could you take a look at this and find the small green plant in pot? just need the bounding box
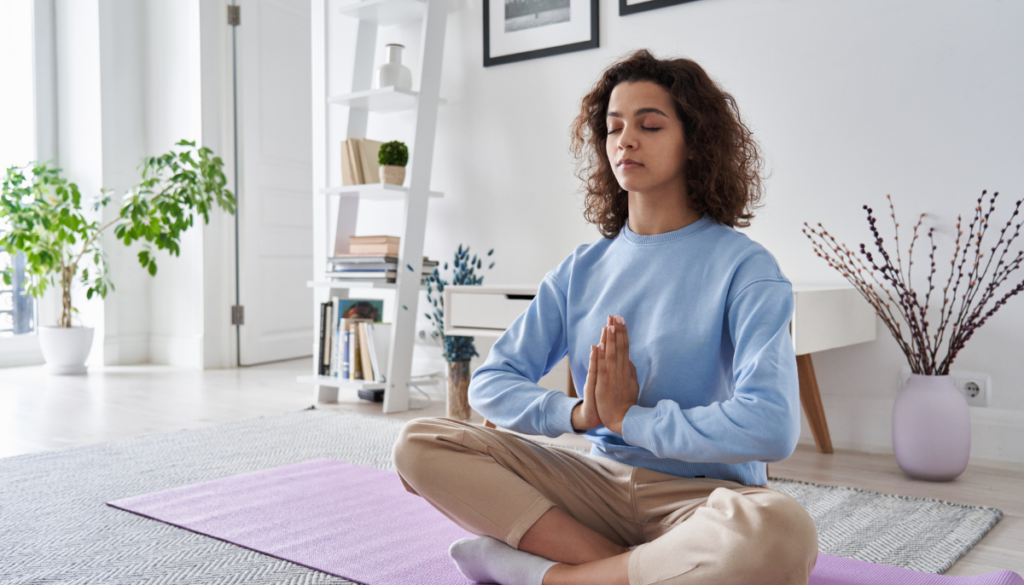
[378,140,408,186]
[0,139,235,374]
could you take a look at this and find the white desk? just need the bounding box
[444,283,876,455]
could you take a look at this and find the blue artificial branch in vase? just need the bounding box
[424,243,496,363]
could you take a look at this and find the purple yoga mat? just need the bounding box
[107,458,1023,585]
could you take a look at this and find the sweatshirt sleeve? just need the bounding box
[467,260,584,438]
[619,278,801,464]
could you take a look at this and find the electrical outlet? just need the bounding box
[952,370,991,407]
[898,366,990,407]
[415,326,442,347]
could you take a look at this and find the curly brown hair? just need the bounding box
[570,49,767,237]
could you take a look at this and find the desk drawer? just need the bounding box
[449,292,535,331]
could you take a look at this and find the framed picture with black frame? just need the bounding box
[619,0,701,17]
[484,0,599,67]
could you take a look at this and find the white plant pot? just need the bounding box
[374,43,412,91]
[379,165,406,185]
[38,326,94,375]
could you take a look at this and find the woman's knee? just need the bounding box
[738,490,819,582]
[391,416,463,480]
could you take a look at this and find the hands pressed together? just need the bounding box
[570,314,640,435]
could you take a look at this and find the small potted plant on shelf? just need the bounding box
[378,140,408,186]
[424,244,496,420]
[0,140,235,375]
[803,190,1023,481]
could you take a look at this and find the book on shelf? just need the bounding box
[350,235,398,245]
[318,302,330,376]
[347,320,360,379]
[350,234,400,255]
[328,255,438,269]
[350,242,400,255]
[366,322,390,382]
[317,297,393,382]
[340,138,384,186]
[358,322,374,382]
[322,273,429,285]
[329,254,401,264]
[327,239,439,281]
[345,139,362,184]
[336,298,384,322]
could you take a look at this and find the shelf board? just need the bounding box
[320,184,443,200]
[297,375,386,390]
[338,0,427,26]
[297,374,442,389]
[443,326,508,338]
[328,86,446,113]
[308,279,428,290]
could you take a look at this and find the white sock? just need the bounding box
[449,536,558,585]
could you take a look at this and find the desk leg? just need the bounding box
[567,362,578,398]
[797,353,833,453]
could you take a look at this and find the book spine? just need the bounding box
[349,235,400,245]
[340,139,354,186]
[351,322,362,379]
[348,323,357,379]
[341,327,350,379]
[361,139,383,185]
[358,322,374,383]
[318,302,328,376]
[365,322,380,382]
[349,244,401,255]
[329,298,339,376]
[350,139,364,184]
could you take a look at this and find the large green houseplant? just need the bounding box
[0,140,235,373]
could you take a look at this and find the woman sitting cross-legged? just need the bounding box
[391,48,819,585]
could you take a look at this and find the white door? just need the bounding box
[235,0,313,365]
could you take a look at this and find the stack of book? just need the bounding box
[318,297,391,382]
[341,138,384,185]
[328,235,438,283]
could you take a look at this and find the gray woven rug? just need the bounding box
[0,409,1002,583]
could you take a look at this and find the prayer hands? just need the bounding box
[570,315,640,435]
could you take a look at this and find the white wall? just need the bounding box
[97,0,150,365]
[327,0,1024,462]
[49,0,227,369]
[54,0,108,364]
[143,0,207,367]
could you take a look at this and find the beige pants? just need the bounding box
[392,417,819,585]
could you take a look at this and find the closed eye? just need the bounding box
[607,127,661,135]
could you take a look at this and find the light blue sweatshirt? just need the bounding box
[467,212,800,487]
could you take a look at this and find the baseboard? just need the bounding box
[103,334,150,365]
[798,393,1024,464]
[0,344,44,368]
[150,334,204,368]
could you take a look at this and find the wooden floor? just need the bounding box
[1,358,1021,577]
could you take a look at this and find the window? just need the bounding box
[0,0,38,338]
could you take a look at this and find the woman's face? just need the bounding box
[605,80,690,196]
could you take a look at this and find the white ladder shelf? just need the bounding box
[307,0,447,413]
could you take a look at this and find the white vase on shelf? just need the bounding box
[374,43,412,91]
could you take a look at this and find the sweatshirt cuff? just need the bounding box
[543,391,585,437]
[620,404,657,447]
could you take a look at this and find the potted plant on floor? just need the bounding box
[803,190,1023,481]
[424,244,495,420]
[0,140,235,374]
[378,140,408,186]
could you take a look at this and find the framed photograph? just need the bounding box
[338,299,384,323]
[619,0,701,17]
[484,0,598,67]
